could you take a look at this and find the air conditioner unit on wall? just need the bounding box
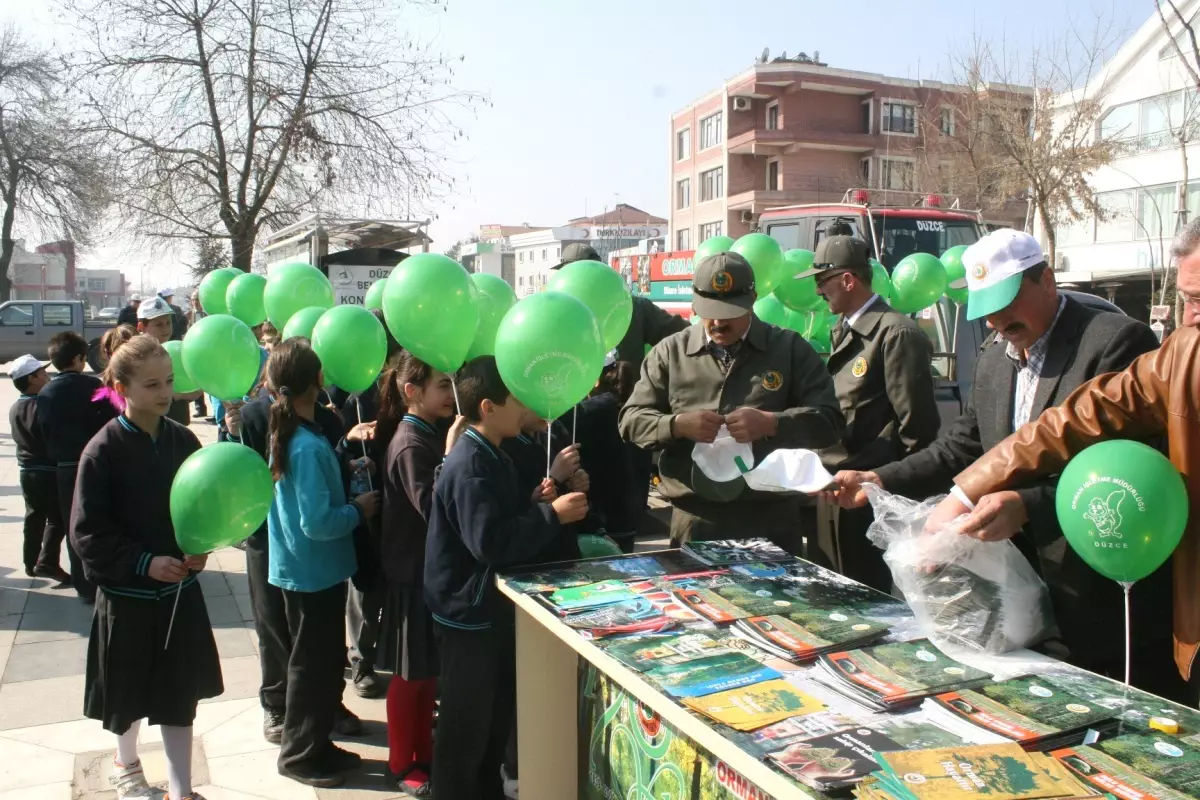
[740,210,754,224]
[732,97,751,112]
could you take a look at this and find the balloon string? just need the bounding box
[357,397,373,492]
[545,421,552,481]
[1121,581,1133,686]
[164,577,185,651]
[572,405,578,445]
[450,373,462,417]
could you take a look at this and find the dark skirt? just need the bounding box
[376,582,438,681]
[85,581,224,734]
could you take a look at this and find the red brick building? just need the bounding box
[669,55,1030,249]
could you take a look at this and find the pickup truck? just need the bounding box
[0,300,118,372]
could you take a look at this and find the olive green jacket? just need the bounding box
[820,296,939,472]
[619,319,844,510]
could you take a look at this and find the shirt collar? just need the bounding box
[463,427,501,459]
[845,294,880,329]
[402,414,437,436]
[1005,295,1067,365]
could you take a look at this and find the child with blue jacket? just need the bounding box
[424,356,588,800]
[265,340,380,789]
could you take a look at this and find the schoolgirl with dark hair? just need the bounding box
[264,338,381,789]
[72,333,221,800]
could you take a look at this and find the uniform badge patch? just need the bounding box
[710,270,733,292]
[761,370,783,391]
[851,357,868,378]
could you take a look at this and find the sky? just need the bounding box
[2,0,1148,290]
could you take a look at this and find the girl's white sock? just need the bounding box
[161,724,194,800]
[115,719,142,767]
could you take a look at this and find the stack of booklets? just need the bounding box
[854,743,1103,800]
[682,679,827,731]
[681,538,793,566]
[536,595,675,638]
[504,550,719,594]
[730,609,889,662]
[812,639,991,711]
[923,676,1120,751]
[596,632,732,671]
[767,717,965,792]
[642,651,782,699]
[1052,733,1200,800]
[546,580,636,611]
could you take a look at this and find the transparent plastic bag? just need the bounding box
[864,485,1056,655]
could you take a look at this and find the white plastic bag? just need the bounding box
[864,484,1056,655]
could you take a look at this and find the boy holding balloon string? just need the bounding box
[70,333,222,800]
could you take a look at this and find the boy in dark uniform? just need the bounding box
[10,354,71,583]
[37,331,119,603]
[425,356,588,800]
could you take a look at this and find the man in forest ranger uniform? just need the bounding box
[619,251,843,554]
[796,235,939,592]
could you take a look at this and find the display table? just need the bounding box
[500,560,824,800]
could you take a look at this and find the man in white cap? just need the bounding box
[827,228,1183,696]
[158,287,188,340]
[117,294,142,327]
[138,296,195,425]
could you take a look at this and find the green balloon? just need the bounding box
[577,534,623,559]
[547,260,633,350]
[198,268,238,316]
[753,294,790,327]
[383,253,478,373]
[225,272,268,327]
[264,263,334,329]
[804,311,835,341]
[695,235,735,260]
[181,314,262,401]
[281,306,327,341]
[1055,440,1188,583]
[941,245,970,304]
[775,250,825,312]
[171,442,274,554]
[494,291,605,420]
[870,259,893,300]
[162,340,197,394]
[466,273,517,360]
[807,326,832,354]
[311,304,386,394]
[364,278,388,311]
[731,233,786,294]
[889,253,948,314]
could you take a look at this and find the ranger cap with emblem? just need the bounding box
[962,228,1046,322]
[692,252,756,319]
[794,235,871,280]
[550,242,601,271]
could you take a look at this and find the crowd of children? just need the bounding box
[11,295,641,799]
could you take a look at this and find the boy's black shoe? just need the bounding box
[278,760,345,788]
[31,564,72,585]
[353,665,386,699]
[323,744,363,772]
[263,709,285,744]
[333,705,364,737]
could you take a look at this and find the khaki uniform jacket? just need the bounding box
[821,297,939,472]
[618,319,844,525]
[954,325,1200,680]
[615,296,690,370]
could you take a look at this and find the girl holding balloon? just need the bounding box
[71,334,223,800]
[374,349,457,797]
[264,339,381,789]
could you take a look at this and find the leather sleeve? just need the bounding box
[955,328,1183,503]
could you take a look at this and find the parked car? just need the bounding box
[95,307,120,322]
[0,300,119,372]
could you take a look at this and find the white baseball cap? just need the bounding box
[10,354,48,380]
[157,287,175,299]
[137,296,175,320]
[963,228,1046,321]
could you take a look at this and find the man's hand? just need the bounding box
[672,410,724,443]
[347,421,376,442]
[820,470,881,509]
[568,468,590,494]
[532,478,557,504]
[183,554,208,573]
[955,491,1027,542]
[724,407,778,443]
[924,493,972,533]
[550,444,581,484]
[224,400,245,439]
[551,492,589,524]
[446,416,469,455]
[149,556,188,583]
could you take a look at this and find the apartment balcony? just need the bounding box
[727,127,877,155]
[727,189,821,213]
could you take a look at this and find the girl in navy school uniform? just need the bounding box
[375,350,459,797]
[71,334,222,800]
[265,339,380,789]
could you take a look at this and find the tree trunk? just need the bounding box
[1039,203,1058,270]
[0,187,17,303]
[230,226,255,272]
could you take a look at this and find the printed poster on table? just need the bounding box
[579,662,771,800]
